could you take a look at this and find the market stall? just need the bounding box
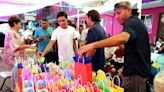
[13,55,124,92]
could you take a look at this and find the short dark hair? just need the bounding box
[86,10,100,22]
[71,24,76,29]
[68,20,72,25]
[54,22,59,27]
[57,12,67,19]
[42,17,48,21]
[132,9,139,17]
[8,16,21,27]
[79,25,83,27]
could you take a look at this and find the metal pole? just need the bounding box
[77,9,80,31]
[137,0,142,19]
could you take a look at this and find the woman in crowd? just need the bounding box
[2,16,36,92]
[156,37,163,50]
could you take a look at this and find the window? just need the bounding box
[100,18,107,33]
[141,14,153,33]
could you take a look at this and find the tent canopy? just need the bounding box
[0,0,59,17]
[0,0,141,17]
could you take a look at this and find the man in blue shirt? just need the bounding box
[34,18,56,64]
[78,1,151,92]
[85,10,107,72]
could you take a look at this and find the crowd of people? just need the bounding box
[1,1,163,92]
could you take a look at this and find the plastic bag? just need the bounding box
[73,54,93,85]
[154,70,164,92]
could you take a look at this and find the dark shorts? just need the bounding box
[44,52,59,65]
[121,75,148,92]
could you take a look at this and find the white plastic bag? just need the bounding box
[154,70,164,92]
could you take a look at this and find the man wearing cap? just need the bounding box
[78,1,151,92]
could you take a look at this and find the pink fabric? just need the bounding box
[2,30,24,71]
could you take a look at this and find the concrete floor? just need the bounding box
[0,58,11,92]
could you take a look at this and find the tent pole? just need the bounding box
[137,0,142,19]
[77,9,80,31]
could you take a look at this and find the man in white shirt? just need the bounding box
[80,28,88,42]
[80,22,89,47]
[41,12,76,63]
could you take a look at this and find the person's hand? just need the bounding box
[46,34,51,38]
[39,36,44,41]
[78,43,94,57]
[37,52,43,58]
[29,46,37,49]
[79,42,85,47]
[159,47,163,51]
